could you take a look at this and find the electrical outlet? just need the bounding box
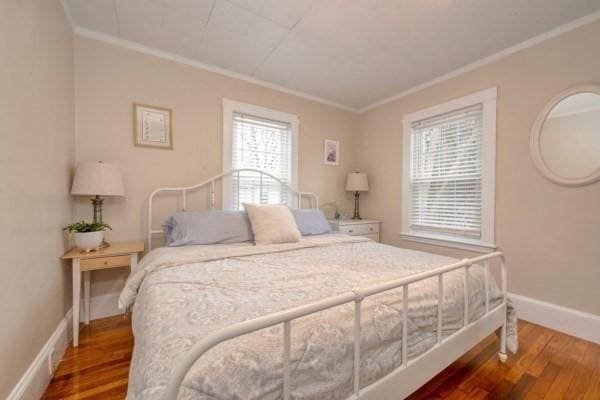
[48,348,56,375]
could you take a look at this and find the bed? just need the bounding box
[119,169,517,400]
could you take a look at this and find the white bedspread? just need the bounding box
[119,235,517,400]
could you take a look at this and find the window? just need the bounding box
[222,99,298,210]
[401,88,497,251]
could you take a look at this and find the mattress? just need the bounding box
[119,234,517,400]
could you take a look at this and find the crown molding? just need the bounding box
[72,27,359,113]
[58,0,356,112]
[61,0,600,115]
[59,0,75,32]
[359,10,600,113]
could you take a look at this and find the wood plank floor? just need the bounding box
[43,317,600,399]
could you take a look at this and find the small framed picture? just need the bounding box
[133,103,173,149]
[324,139,339,165]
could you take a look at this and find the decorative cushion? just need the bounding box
[243,203,301,245]
[291,209,332,236]
[163,211,253,246]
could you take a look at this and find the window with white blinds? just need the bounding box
[223,99,298,210]
[410,105,483,237]
[402,88,497,251]
[231,113,292,209]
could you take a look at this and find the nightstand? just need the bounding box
[62,240,144,347]
[329,219,381,242]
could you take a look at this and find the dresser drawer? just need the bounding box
[338,222,380,236]
[80,255,131,271]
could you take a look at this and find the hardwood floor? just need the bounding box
[43,316,133,400]
[43,317,600,399]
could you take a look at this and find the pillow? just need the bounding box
[291,209,332,236]
[163,211,253,246]
[243,203,301,245]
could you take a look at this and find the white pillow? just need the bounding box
[243,203,301,245]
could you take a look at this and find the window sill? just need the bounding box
[399,232,497,253]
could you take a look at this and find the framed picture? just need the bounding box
[133,103,173,149]
[324,139,339,165]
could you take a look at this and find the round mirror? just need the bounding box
[531,85,600,186]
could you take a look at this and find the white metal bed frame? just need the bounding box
[146,169,507,400]
[148,168,318,250]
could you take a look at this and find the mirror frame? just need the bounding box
[530,84,600,186]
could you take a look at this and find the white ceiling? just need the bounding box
[64,0,600,111]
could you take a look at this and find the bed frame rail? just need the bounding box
[148,169,319,250]
[162,251,506,400]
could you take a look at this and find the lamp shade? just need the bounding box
[346,172,369,192]
[71,161,125,196]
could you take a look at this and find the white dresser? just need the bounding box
[328,219,381,242]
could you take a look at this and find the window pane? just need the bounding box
[231,112,292,210]
[410,104,483,238]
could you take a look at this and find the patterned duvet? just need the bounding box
[119,234,517,400]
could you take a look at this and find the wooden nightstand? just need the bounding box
[62,240,144,346]
[329,219,381,242]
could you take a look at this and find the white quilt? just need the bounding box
[119,234,517,400]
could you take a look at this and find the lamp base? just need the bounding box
[85,196,111,252]
[91,195,104,224]
[352,191,362,220]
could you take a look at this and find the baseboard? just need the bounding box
[7,310,73,400]
[7,292,123,400]
[509,292,600,344]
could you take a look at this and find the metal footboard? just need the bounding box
[162,251,506,400]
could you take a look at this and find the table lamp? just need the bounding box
[346,172,369,220]
[70,161,124,224]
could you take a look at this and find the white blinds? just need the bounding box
[409,104,483,238]
[230,112,292,210]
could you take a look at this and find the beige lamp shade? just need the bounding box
[346,172,369,192]
[71,161,125,196]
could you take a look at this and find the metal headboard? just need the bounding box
[147,168,319,250]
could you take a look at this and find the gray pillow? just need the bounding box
[291,209,332,236]
[163,211,253,246]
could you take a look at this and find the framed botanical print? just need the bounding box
[324,139,340,165]
[133,103,173,149]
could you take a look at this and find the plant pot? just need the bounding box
[74,231,104,251]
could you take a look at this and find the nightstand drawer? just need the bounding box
[80,255,131,271]
[338,223,380,236]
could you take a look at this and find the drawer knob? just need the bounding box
[348,229,353,233]
[103,261,108,265]
[369,227,373,231]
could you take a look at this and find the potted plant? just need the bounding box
[63,221,112,251]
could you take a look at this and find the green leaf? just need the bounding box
[62,220,112,233]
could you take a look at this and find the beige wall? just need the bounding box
[0,1,74,397]
[74,37,357,296]
[356,20,600,315]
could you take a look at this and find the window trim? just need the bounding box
[222,98,299,209]
[400,88,497,252]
